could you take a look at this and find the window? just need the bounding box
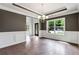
[47,18,65,35]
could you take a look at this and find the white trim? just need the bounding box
[39,30,78,44]
[48,10,79,19]
[0,5,26,16]
[0,31,26,48]
[0,4,38,18]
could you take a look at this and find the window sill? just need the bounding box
[48,32,65,36]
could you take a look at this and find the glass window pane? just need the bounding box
[55,18,65,34]
[48,20,54,33]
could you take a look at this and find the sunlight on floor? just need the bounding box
[55,44,66,54]
[25,35,31,45]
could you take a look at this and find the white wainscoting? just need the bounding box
[39,30,78,44]
[0,31,26,48]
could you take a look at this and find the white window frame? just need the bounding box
[47,17,65,35]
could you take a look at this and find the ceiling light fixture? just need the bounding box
[38,15,48,20]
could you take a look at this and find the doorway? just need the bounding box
[35,23,39,36]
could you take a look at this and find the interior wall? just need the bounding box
[40,13,79,44]
[40,20,46,30]
[0,9,26,48]
[77,14,79,44]
[26,16,39,36]
[0,8,39,48]
[78,13,79,31]
[0,9,26,32]
[65,13,78,31]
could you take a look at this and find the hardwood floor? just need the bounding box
[0,36,79,55]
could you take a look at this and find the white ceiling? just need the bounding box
[17,3,65,15]
[16,3,79,15]
[0,3,79,18]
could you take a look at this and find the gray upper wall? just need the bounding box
[78,13,79,31]
[0,9,26,32]
[65,13,78,31]
[40,13,79,31]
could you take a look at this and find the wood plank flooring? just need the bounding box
[0,36,79,55]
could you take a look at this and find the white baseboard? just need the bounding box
[0,40,26,49]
